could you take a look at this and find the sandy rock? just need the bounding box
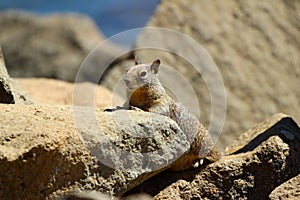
[99,0,300,150]
[269,174,300,200]
[224,113,297,154]
[0,10,123,82]
[130,113,300,199]
[0,104,190,199]
[0,47,33,104]
[16,78,124,108]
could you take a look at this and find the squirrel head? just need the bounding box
[124,58,161,91]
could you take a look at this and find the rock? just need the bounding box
[0,47,33,104]
[224,113,299,154]
[0,10,123,82]
[119,0,300,150]
[128,114,300,199]
[16,78,124,108]
[0,104,190,199]
[269,174,300,200]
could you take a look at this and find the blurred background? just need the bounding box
[0,0,299,150]
[0,0,159,42]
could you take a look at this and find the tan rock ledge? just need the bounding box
[0,104,190,199]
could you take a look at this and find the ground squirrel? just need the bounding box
[123,57,220,171]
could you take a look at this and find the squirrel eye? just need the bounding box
[140,71,147,77]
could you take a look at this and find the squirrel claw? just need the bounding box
[129,106,144,111]
[104,106,127,112]
[192,158,204,168]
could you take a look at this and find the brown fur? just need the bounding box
[129,85,161,111]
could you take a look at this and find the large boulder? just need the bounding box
[0,105,191,199]
[102,0,300,149]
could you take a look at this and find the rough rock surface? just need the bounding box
[0,10,116,81]
[269,174,300,200]
[224,113,298,154]
[127,114,300,199]
[16,78,124,108]
[0,105,191,199]
[102,0,300,150]
[0,47,33,104]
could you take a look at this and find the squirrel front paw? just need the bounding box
[103,106,127,112]
[129,106,144,111]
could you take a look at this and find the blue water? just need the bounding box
[0,0,160,46]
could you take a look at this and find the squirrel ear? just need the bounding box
[135,55,141,65]
[151,59,160,74]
